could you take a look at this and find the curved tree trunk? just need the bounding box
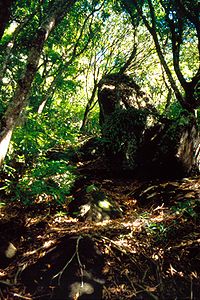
[80,82,98,131]
[0,0,77,167]
[121,0,200,112]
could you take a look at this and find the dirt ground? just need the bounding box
[0,153,200,300]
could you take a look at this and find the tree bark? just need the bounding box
[37,9,94,115]
[0,9,38,82]
[80,82,98,131]
[122,0,199,112]
[0,0,77,167]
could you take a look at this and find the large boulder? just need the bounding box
[138,120,200,178]
[98,73,151,125]
[69,184,122,222]
[98,73,200,178]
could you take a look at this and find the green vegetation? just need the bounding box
[0,0,199,205]
[0,2,199,299]
[171,198,199,220]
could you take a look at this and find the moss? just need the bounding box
[102,107,148,169]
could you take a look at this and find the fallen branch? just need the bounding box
[0,280,14,286]
[52,235,83,286]
[10,293,32,300]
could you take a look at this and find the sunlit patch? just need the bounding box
[5,242,17,258]
[0,129,13,166]
[23,239,55,256]
[45,19,56,40]
[152,248,164,260]
[98,200,111,210]
[101,84,115,90]
[0,270,7,276]
[69,281,94,298]
[79,203,91,216]
[167,264,184,277]
[191,271,198,279]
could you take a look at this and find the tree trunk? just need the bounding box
[122,0,200,112]
[0,0,77,167]
[80,83,98,131]
[0,11,38,82]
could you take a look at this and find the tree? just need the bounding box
[121,0,200,112]
[80,5,143,130]
[0,0,199,175]
[96,0,200,177]
[0,0,77,167]
[35,1,103,115]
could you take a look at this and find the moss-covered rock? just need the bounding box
[69,185,122,222]
[98,73,200,178]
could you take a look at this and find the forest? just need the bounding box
[0,0,199,299]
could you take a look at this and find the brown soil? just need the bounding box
[0,154,200,299]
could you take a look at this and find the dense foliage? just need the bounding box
[0,0,199,204]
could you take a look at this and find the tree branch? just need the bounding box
[129,0,186,108]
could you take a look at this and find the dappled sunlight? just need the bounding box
[0,0,199,298]
[0,129,13,166]
[0,171,200,299]
[23,240,56,257]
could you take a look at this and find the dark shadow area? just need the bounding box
[21,235,105,300]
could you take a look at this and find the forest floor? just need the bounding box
[0,140,200,300]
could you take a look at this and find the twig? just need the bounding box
[52,236,83,286]
[100,236,128,255]
[32,293,52,299]
[76,237,84,287]
[14,263,28,284]
[0,280,14,286]
[190,275,193,300]
[156,258,164,300]
[11,293,32,300]
[95,235,142,272]
[134,282,159,300]
[142,268,149,282]
[10,293,52,300]
[124,273,137,295]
